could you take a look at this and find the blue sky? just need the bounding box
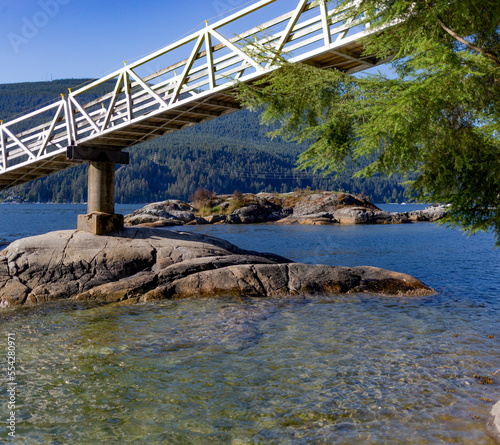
[0,0,391,85]
[0,0,273,84]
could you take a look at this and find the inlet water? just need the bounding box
[0,204,498,444]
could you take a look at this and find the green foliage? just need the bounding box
[228,190,247,213]
[236,0,500,244]
[190,187,218,210]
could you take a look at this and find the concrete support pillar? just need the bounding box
[67,145,129,235]
[77,161,124,235]
[88,161,115,214]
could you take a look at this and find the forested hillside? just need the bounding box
[0,79,409,204]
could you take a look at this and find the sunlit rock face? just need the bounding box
[0,228,434,308]
[124,192,447,227]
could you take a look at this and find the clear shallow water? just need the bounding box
[0,204,499,444]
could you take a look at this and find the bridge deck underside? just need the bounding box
[0,156,81,190]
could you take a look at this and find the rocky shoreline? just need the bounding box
[124,191,447,228]
[0,227,434,308]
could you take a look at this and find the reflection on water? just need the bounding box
[0,204,498,443]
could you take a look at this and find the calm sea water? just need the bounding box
[0,204,499,444]
[0,204,143,248]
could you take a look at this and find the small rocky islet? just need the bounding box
[124,190,447,227]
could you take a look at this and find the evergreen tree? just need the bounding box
[236,0,500,243]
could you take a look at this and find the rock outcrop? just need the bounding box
[125,191,447,228]
[487,400,500,444]
[0,228,434,308]
[406,206,448,222]
[278,208,410,225]
[276,193,409,225]
[292,192,378,216]
[125,200,197,226]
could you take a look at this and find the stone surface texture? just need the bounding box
[407,206,448,222]
[0,228,434,308]
[126,200,196,226]
[487,400,500,444]
[292,193,378,216]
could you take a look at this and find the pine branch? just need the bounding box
[422,0,500,67]
[436,17,500,67]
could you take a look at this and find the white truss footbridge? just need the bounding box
[0,0,391,191]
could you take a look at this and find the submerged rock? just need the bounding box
[0,228,433,308]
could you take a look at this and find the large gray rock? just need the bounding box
[407,206,448,222]
[233,203,282,223]
[293,193,379,216]
[279,208,410,225]
[125,200,195,226]
[279,193,411,225]
[487,400,500,444]
[332,207,410,224]
[0,228,433,308]
[277,212,336,225]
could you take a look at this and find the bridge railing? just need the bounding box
[1,0,377,178]
[0,97,70,172]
